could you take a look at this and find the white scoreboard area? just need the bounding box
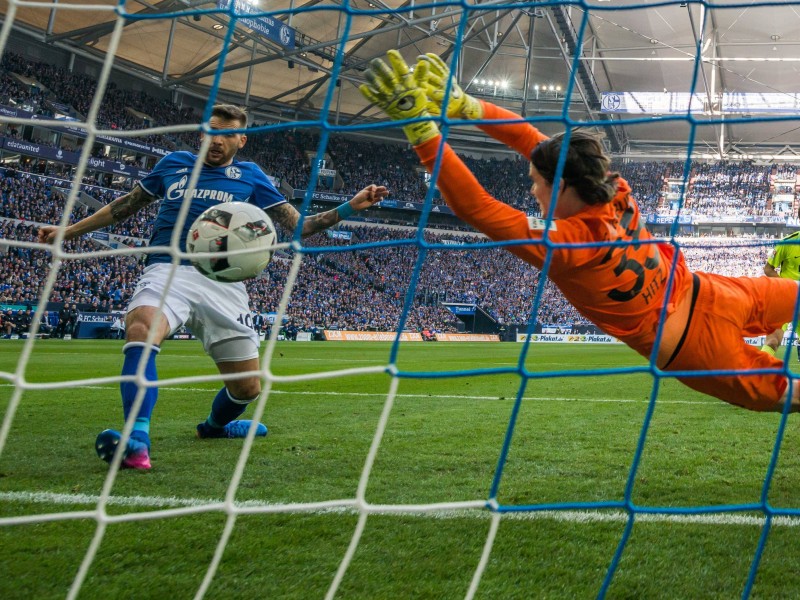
[601,92,800,115]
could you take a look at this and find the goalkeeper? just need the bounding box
[360,50,800,412]
[761,230,800,360]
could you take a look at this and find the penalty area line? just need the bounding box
[0,490,795,528]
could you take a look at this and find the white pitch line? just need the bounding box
[0,490,797,528]
[0,383,717,405]
[0,353,385,362]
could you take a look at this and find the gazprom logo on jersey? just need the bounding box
[166,175,189,199]
[166,175,234,202]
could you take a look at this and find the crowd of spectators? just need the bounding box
[680,238,770,278]
[687,162,773,216]
[237,133,800,220]
[0,153,793,336]
[4,53,800,222]
[613,160,686,214]
[0,199,776,337]
[0,69,41,111]
[2,55,800,337]
[0,167,156,238]
[1,220,139,310]
[1,52,198,151]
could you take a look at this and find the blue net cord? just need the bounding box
[2,0,798,597]
[313,3,800,599]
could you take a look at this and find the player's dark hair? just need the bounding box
[530,130,620,205]
[212,104,248,127]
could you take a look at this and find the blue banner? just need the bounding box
[0,135,150,179]
[645,213,790,226]
[217,0,295,49]
[46,100,73,116]
[297,190,350,202]
[294,190,454,216]
[84,155,151,179]
[443,303,476,316]
[326,229,352,240]
[2,136,80,163]
[75,311,115,339]
[0,104,171,157]
[645,214,693,225]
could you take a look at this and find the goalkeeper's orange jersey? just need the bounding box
[414,102,694,360]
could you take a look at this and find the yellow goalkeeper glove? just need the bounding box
[359,50,440,146]
[416,53,483,120]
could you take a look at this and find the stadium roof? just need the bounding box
[4,0,800,159]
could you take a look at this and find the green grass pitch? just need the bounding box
[2,339,800,599]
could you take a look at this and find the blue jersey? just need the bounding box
[139,151,286,265]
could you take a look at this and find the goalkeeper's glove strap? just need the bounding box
[403,120,440,146]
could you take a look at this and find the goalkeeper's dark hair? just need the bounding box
[212,104,248,127]
[530,130,620,205]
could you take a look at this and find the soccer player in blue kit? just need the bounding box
[38,104,388,470]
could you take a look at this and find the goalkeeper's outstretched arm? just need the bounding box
[475,101,549,160]
[414,138,534,249]
[37,184,157,244]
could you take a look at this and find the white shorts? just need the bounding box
[128,264,259,362]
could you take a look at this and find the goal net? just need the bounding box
[1,1,800,599]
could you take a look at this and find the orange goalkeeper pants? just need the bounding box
[664,272,800,411]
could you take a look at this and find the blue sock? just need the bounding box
[120,342,160,449]
[205,387,251,429]
[132,418,150,448]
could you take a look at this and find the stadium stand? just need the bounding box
[0,54,796,338]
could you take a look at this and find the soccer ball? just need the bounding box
[186,202,276,282]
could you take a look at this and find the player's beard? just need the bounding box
[205,147,230,167]
[204,149,228,167]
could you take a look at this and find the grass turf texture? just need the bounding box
[1,340,800,599]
